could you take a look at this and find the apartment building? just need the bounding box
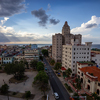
[52,33,62,62]
[62,39,92,76]
[52,21,82,62]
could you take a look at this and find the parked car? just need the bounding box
[54,92,59,99]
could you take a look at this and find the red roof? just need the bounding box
[61,67,66,70]
[80,66,100,81]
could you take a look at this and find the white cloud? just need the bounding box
[71,16,100,34]
[0,17,53,43]
[82,34,100,44]
[0,17,9,25]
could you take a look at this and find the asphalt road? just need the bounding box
[43,58,70,100]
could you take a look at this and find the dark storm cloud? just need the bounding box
[31,8,60,27]
[86,23,97,28]
[31,8,49,27]
[0,0,26,17]
[49,18,60,25]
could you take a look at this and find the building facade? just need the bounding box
[62,40,92,76]
[78,66,100,96]
[24,49,39,64]
[52,21,82,62]
[91,51,100,68]
[52,33,62,62]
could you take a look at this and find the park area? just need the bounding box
[0,71,47,100]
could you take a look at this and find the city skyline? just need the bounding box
[0,0,100,44]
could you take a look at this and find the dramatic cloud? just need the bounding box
[0,17,52,43]
[0,0,26,17]
[31,8,49,27]
[31,7,60,27]
[71,16,100,34]
[0,33,10,42]
[50,18,60,25]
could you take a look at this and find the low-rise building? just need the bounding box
[91,51,100,68]
[0,56,2,65]
[2,55,14,64]
[24,49,39,64]
[78,66,100,96]
[14,55,25,63]
[77,61,96,78]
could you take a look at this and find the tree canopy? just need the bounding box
[36,61,44,71]
[50,59,55,66]
[33,71,49,95]
[30,60,38,69]
[54,62,61,72]
[42,49,48,57]
[4,63,25,80]
[65,68,72,77]
[0,84,9,94]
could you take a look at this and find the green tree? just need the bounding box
[50,59,55,66]
[39,55,43,61]
[65,68,72,77]
[0,84,9,94]
[30,60,38,69]
[37,65,44,71]
[25,91,31,98]
[4,63,25,80]
[33,71,49,96]
[42,49,48,57]
[75,78,81,90]
[54,62,61,72]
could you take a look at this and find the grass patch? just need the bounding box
[64,83,73,93]
[9,75,28,83]
[81,93,93,100]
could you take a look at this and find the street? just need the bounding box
[43,58,70,100]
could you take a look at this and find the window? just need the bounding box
[98,83,100,86]
[73,65,75,67]
[87,52,89,54]
[73,57,75,59]
[88,79,90,83]
[74,48,75,50]
[81,73,83,76]
[73,61,75,63]
[74,52,75,55]
[87,56,89,58]
[88,48,89,50]
[95,59,97,61]
[78,71,80,74]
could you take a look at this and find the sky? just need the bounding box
[0,0,100,44]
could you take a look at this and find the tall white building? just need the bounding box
[62,39,92,76]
